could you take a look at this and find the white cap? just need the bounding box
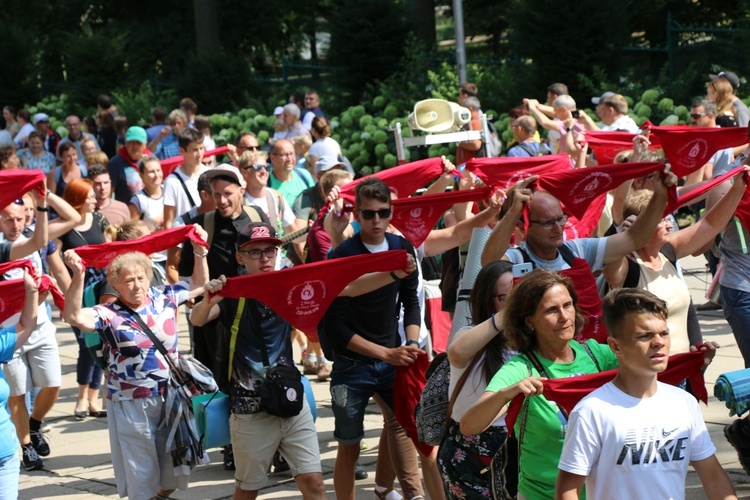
[273,106,284,116]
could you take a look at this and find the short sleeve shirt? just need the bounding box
[269,169,314,208]
[163,165,209,216]
[505,239,608,272]
[92,282,191,401]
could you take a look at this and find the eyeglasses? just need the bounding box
[529,214,568,230]
[239,145,260,152]
[239,247,278,260]
[690,113,707,120]
[357,208,392,220]
[243,164,269,172]
[272,152,295,158]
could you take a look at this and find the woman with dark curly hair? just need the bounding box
[462,269,618,500]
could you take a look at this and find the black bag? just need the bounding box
[258,365,304,418]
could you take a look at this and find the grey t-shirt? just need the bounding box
[504,238,608,272]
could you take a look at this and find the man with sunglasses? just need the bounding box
[228,132,261,166]
[322,177,425,500]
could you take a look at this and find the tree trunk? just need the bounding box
[193,0,221,56]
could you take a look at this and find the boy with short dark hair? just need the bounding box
[555,288,736,500]
[163,128,207,228]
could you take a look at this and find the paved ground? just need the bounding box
[15,254,750,499]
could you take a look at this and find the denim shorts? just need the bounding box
[329,356,396,444]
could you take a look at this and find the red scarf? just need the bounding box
[563,197,608,239]
[217,250,409,334]
[504,349,707,436]
[734,190,750,230]
[160,145,230,178]
[0,170,46,210]
[75,225,208,269]
[393,353,434,455]
[338,158,445,205]
[0,259,35,277]
[466,154,571,190]
[0,275,64,325]
[390,187,494,247]
[585,131,662,165]
[536,162,677,220]
[117,146,153,169]
[650,126,748,177]
[677,165,745,208]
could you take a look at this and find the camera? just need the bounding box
[571,110,580,119]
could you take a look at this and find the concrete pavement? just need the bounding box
[16,254,750,498]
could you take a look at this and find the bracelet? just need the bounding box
[405,340,419,347]
[490,313,501,332]
[35,206,49,212]
[390,271,402,281]
[194,251,208,258]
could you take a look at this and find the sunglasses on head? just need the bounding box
[357,208,392,220]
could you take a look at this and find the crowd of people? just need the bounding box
[0,72,748,500]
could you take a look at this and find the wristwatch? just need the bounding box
[405,340,419,347]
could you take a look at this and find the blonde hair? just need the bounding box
[104,219,150,242]
[623,189,653,219]
[238,150,269,170]
[709,78,736,117]
[107,252,153,287]
[85,151,109,166]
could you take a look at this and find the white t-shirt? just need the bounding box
[600,115,640,133]
[308,137,341,159]
[245,190,295,229]
[163,165,208,219]
[558,381,716,500]
[13,123,35,147]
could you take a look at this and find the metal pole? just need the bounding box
[453,0,468,84]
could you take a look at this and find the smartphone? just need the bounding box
[512,263,533,278]
[571,110,580,119]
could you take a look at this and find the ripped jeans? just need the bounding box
[329,355,396,444]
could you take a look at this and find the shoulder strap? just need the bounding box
[243,205,266,223]
[558,244,576,267]
[264,190,280,231]
[659,242,677,267]
[525,351,568,420]
[517,247,534,267]
[228,298,245,381]
[446,354,482,423]
[204,212,216,246]
[622,256,641,289]
[171,170,197,208]
[516,143,537,157]
[294,167,314,188]
[580,342,602,372]
[385,232,403,250]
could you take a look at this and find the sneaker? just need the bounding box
[30,429,50,457]
[303,359,318,375]
[22,444,43,471]
[725,419,750,474]
[317,362,332,382]
[223,444,235,471]
[355,462,368,480]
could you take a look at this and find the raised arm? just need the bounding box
[189,224,209,295]
[47,191,84,240]
[448,312,503,368]
[62,250,96,331]
[339,253,416,297]
[671,166,749,258]
[480,177,536,266]
[423,157,456,196]
[10,187,48,261]
[525,99,559,132]
[602,166,677,264]
[14,269,40,350]
[190,276,226,327]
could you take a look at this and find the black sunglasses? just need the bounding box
[358,208,392,220]
[239,145,260,152]
[242,164,269,172]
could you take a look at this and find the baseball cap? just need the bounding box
[273,106,284,116]
[237,222,282,249]
[33,113,50,125]
[591,92,615,105]
[203,163,246,188]
[125,126,147,144]
[710,71,740,90]
[315,155,345,174]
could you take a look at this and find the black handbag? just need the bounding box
[254,323,304,418]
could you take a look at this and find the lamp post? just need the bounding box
[453,0,468,84]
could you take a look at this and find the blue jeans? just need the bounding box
[0,454,19,499]
[73,327,103,389]
[329,356,395,444]
[722,285,750,368]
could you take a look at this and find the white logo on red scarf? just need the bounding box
[506,172,532,190]
[676,138,709,170]
[571,172,613,205]
[0,297,5,314]
[288,280,327,317]
[396,206,434,241]
[105,251,118,262]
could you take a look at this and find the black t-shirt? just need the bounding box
[0,241,11,264]
[218,297,293,388]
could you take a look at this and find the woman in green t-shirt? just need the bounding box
[462,269,618,500]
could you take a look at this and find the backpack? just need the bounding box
[414,351,481,446]
[203,206,266,246]
[475,121,502,158]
